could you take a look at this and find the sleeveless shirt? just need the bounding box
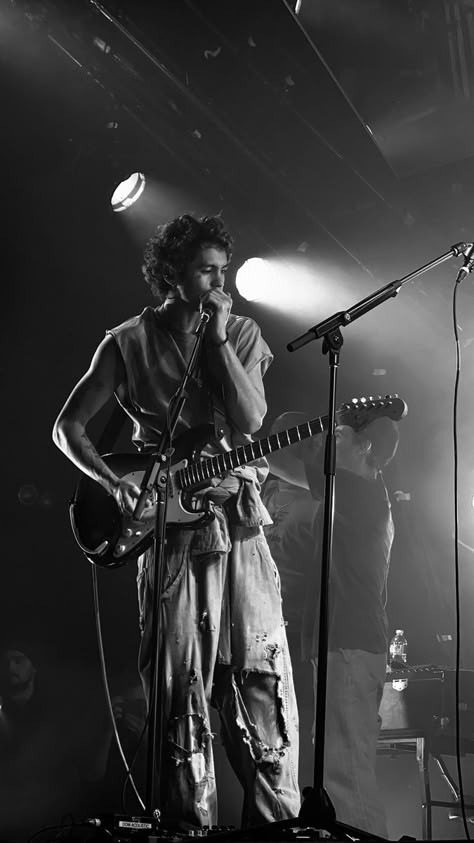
[107,306,273,454]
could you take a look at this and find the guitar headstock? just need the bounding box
[338,394,407,431]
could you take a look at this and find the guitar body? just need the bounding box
[70,425,217,569]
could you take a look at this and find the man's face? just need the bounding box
[335,425,361,470]
[176,246,229,308]
[0,650,35,692]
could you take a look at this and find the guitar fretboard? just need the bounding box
[176,415,328,490]
[175,394,405,492]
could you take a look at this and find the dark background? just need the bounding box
[4,0,474,838]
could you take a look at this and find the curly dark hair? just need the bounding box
[142,213,233,302]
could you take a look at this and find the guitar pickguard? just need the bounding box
[111,460,215,563]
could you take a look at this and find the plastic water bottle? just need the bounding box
[389,629,408,691]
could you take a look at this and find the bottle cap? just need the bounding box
[395,629,404,634]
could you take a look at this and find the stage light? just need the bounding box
[111,172,146,213]
[235,258,273,302]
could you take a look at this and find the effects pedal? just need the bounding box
[85,813,159,839]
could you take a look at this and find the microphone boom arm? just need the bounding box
[288,241,472,352]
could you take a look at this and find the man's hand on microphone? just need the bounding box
[200,290,232,344]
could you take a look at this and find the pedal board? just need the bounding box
[84,816,376,842]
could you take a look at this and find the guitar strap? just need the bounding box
[201,347,227,444]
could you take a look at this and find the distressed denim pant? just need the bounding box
[312,649,388,838]
[137,515,300,829]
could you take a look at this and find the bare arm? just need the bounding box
[52,335,140,514]
[266,451,309,489]
[202,290,267,433]
[207,339,267,434]
[267,435,324,493]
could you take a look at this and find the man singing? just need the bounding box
[52,214,299,830]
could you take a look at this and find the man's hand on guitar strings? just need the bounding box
[109,477,153,517]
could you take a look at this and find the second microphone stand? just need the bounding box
[282,240,474,839]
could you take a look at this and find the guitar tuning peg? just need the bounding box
[360,396,367,403]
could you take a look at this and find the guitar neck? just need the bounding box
[177,414,328,491]
[175,394,406,491]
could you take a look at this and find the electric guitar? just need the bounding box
[70,394,407,569]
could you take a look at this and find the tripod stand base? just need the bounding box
[299,785,336,828]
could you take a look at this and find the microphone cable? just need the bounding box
[91,564,147,813]
[451,276,470,840]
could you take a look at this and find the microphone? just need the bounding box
[199,305,214,324]
[452,241,473,256]
[194,305,214,334]
[459,244,474,278]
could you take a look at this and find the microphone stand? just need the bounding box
[132,309,211,819]
[285,241,473,838]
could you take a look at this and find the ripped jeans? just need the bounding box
[136,511,300,830]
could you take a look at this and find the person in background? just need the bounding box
[0,647,37,719]
[0,642,97,840]
[267,413,400,838]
